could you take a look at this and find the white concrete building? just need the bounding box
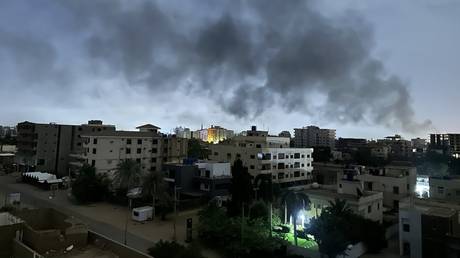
[304,184,383,223]
[80,124,188,176]
[352,164,417,210]
[399,197,460,258]
[209,127,313,188]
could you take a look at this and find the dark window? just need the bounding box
[206,170,210,178]
[368,205,372,213]
[407,184,410,190]
[301,154,305,158]
[126,148,131,154]
[151,158,157,162]
[152,139,158,144]
[256,144,261,148]
[403,242,410,256]
[278,163,285,169]
[136,158,141,163]
[91,160,96,166]
[137,148,141,154]
[37,159,45,165]
[367,182,373,191]
[393,200,399,209]
[250,165,255,169]
[214,152,218,156]
[127,139,132,144]
[278,173,284,179]
[294,171,300,177]
[93,138,97,144]
[138,139,142,144]
[92,148,96,154]
[250,155,255,159]
[294,153,300,159]
[278,153,285,159]
[152,148,158,153]
[403,224,410,232]
[294,162,300,168]
[393,186,399,194]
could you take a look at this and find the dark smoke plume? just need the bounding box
[2,0,432,132]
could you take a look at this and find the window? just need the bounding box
[137,148,141,154]
[126,148,131,154]
[136,158,141,163]
[339,184,342,188]
[294,171,300,177]
[407,184,410,191]
[377,203,380,210]
[127,139,132,144]
[368,205,372,213]
[137,139,142,144]
[438,186,445,194]
[278,173,284,179]
[152,139,158,144]
[301,154,305,158]
[294,162,300,168]
[151,157,157,163]
[393,186,399,194]
[393,200,399,209]
[250,165,255,169]
[301,173,305,177]
[278,153,285,159]
[366,182,373,191]
[301,163,305,167]
[278,163,285,169]
[214,152,218,156]
[250,155,255,159]
[93,138,97,144]
[37,159,45,165]
[290,155,294,159]
[256,144,261,148]
[403,223,410,232]
[91,160,96,166]
[92,148,97,154]
[294,153,300,159]
[152,148,158,153]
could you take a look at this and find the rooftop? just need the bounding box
[400,197,460,217]
[0,212,22,226]
[304,187,379,203]
[136,124,161,129]
[81,130,162,137]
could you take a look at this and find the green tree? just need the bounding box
[187,138,209,159]
[228,159,253,217]
[72,165,109,203]
[142,170,167,219]
[281,190,310,246]
[113,159,141,191]
[249,201,269,221]
[148,240,204,258]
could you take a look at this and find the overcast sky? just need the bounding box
[0,0,458,139]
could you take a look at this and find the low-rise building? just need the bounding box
[312,162,344,185]
[80,124,188,176]
[399,198,460,258]
[429,176,460,202]
[357,163,417,210]
[209,126,314,188]
[163,161,231,198]
[304,184,383,223]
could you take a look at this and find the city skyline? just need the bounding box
[1,0,459,138]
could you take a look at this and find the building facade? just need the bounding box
[430,133,460,156]
[81,124,188,176]
[429,176,460,202]
[399,198,460,258]
[192,125,234,144]
[16,120,115,176]
[209,127,314,188]
[294,125,336,149]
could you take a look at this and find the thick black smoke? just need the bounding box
[3,0,432,132]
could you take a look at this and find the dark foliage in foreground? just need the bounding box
[71,165,110,203]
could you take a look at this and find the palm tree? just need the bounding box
[142,170,166,219]
[281,190,311,246]
[325,198,352,217]
[113,159,142,191]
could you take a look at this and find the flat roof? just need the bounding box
[0,153,15,157]
[0,212,22,226]
[304,187,378,203]
[81,131,161,137]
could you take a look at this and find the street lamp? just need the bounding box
[124,187,142,246]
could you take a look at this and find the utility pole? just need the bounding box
[241,202,244,244]
[173,186,181,241]
[124,198,132,245]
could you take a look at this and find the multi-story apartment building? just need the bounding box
[81,124,188,176]
[399,197,460,258]
[430,133,460,156]
[192,125,234,144]
[0,126,17,138]
[336,137,368,152]
[377,135,413,159]
[174,127,192,139]
[294,125,336,149]
[209,127,313,188]
[16,120,115,176]
[429,176,460,202]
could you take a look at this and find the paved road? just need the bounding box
[0,174,156,253]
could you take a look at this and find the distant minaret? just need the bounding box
[201,123,203,130]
